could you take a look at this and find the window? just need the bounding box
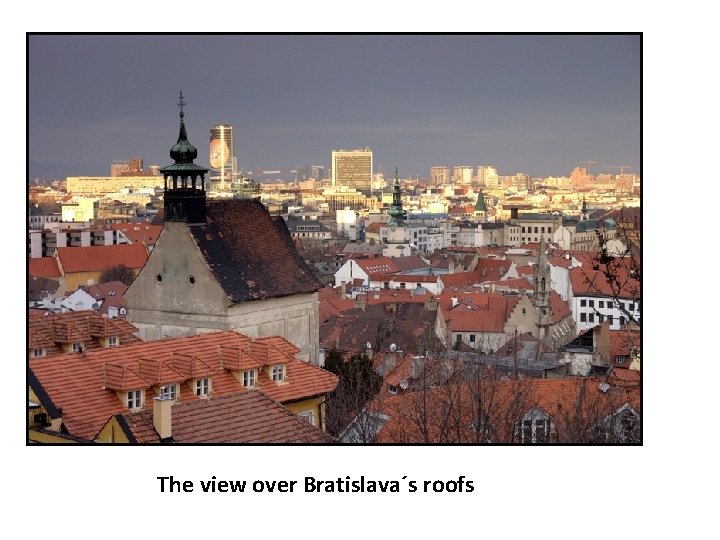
[588,300,594,308]
[521,227,526,233]
[159,384,177,400]
[298,410,315,425]
[588,313,594,323]
[108,336,119,347]
[580,313,587,322]
[599,314,605,323]
[607,315,614,325]
[271,365,285,382]
[71,342,84,353]
[388,385,398,395]
[127,390,142,409]
[615,355,627,364]
[195,378,209,396]
[520,416,550,443]
[541,227,545,233]
[599,301,604,308]
[580,299,586,307]
[32,348,46,358]
[242,369,257,388]
[400,282,406,289]
[383,282,390,288]
[628,302,635,312]
[469,334,476,342]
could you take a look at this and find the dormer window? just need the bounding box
[32,348,46,358]
[159,384,177,401]
[195,378,210,396]
[271,365,285,382]
[127,389,143,410]
[243,369,257,388]
[72,342,85,353]
[108,336,119,347]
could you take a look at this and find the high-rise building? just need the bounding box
[478,165,499,188]
[331,148,372,192]
[430,166,449,185]
[453,165,474,184]
[110,155,144,177]
[209,124,237,189]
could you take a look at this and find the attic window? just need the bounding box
[271,365,285,382]
[159,384,177,401]
[32,348,46,358]
[127,389,143,410]
[108,336,119,347]
[615,355,627,364]
[72,342,84,353]
[243,369,257,388]
[195,378,210,396]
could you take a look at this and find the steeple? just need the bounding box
[473,188,487,222]
[580,197,589,221]
[387,167,406,227]
[160,92,210,224]
[533,236,552,338]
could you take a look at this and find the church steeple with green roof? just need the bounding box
[387,167,406,227]
[473,188,487,221]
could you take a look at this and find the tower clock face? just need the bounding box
[209,139,230,169]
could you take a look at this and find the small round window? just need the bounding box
[189,275,196,285]
[156,274,163,283]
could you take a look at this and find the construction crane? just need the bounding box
[600,165,632,175]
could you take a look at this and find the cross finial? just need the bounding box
[178,91,186,118]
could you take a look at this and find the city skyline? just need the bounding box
[29,34,640,181]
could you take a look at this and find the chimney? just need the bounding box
[451,297,459,308]
[383,351,397,376]
[153,396,173,442]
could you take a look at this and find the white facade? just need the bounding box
[336,207,358,240]
[334,259,370,288]
[569,294,640,334]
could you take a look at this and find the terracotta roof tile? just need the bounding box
[29,257,62,278]
[29,330,337,440]
[119,392,333,443]
[56,244,148,273]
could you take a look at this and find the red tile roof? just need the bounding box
[118,392,333,443]
[29,330,337,440]
[56,244,149,273]
[569,266,640,299]
[446,310,505,332]
[29,257,62,278]
[28,311,141,356]
[108,223,163,245]
[370,375,640,443]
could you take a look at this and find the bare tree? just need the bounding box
[99,264,136,286]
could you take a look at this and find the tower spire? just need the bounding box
[387,167,406,227]
[160,93,210,224]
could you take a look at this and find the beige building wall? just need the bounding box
[126,222,320,364]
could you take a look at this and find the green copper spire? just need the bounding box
[474,188,487,213]
[387,167,406,227]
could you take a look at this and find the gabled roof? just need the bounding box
[392,256,430,273]
[108,223,163,245]
[56,244,148,273]
[116,392,333,443]
[446,310,505,333]
[28,311,141,356]
[29,330,337,440]
[29,257,62,278]
[188,199,322,303]
[351,256,401,276]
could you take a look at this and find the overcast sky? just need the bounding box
[29,34,640,181]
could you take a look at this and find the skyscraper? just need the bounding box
[209,124,237,190]
[331,148,372,192]
[430,166,449,185]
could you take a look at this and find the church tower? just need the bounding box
[160,92,209,224]
[532,237,552,339]
[472,188,487,222]
[387,167,407,227]
[580,197,589,222]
